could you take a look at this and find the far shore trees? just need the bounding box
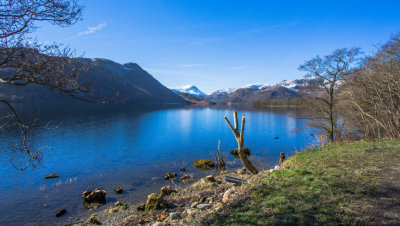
[299,48,361,143]
[0,0,85,170]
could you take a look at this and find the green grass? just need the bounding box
[210,140,400,225]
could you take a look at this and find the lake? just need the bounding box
[0,107,315,225]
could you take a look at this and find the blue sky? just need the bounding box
[35,0,400,94]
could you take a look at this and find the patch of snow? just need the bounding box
[170,85,206,97]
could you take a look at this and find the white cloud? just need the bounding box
[69,22,107,40]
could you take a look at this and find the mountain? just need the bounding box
[0,58,189,112]
[170,85,206,97]
[204,77,315,106]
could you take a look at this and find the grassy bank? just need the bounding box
[207,140,400,225]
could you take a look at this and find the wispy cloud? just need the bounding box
[179,64,208,67]
[228,65,252,70]
[69,22,107,40]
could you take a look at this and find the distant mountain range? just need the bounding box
[0,58,189,112]
[170,77,318,106]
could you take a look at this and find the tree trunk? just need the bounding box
[224,112,258,174]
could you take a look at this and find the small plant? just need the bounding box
[214,140,226,169]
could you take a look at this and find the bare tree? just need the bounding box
[0,0,85,170]
[340,34,400,140]
[299,48,361,143]
[224,112,258,174]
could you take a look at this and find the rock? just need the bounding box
[191,201,200,208]
[152,222,166,226]
[164,173,171,180]
[180,174,194,183]
[164,172,177,181]
[205,175,216,183]
[274,137,279,139]
[55,209,67,217]
[114,201,122,206]
[222,189,233,203]
[229,148,251,159]
[157,214,168,222]
[145,193,163,211]
[82,189,106,204]
[193,159,215,171]
[89,216,102,225]
[136,203,145,211]
[236,167,247,175]
[161,185,176,196]
[274,165,279,170]
[169,212,180,220]
[114,187,123,194]
[197,204,211,209]
[180,167,186,172]
[45,173,59,179]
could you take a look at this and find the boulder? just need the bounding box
[114,187,123,194]
[180,174,194,183]
[45,173,59,179]
[145,193,163,211]
[230,148,251,159]
[160,185,176,196]
[164,172,178,181]
[193,159,215,171]
[82,189,106,204]
[55,209,67,217]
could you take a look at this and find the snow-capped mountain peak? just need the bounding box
[170,85,206,97]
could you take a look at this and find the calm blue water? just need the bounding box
[0,107,314,225]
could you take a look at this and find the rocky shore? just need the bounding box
[72,165,279,226]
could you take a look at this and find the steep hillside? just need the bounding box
[0,58,189,112]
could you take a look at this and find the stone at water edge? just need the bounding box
[205,175,216,183]
[136,203,145,211]
[89,216,102,225]
[45,173,59,179]
[82,189,106,204]
[193,159,215,171]
[114,187,123,194]
[145,193,163,211]
[180,167,186,172]
[229,148,251,159]
[180,174,194,183]
[161,185,176,196]
[55,209,67,217]
[274,137,279,139]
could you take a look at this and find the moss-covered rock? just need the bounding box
[193,159,215,171]
[145,193,163,211]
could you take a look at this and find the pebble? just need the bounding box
[169,212,180,220]
[197,204,211,209]
[222,189,233,203]
[152,222,166,226]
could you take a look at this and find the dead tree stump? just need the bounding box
[224,112,258,174]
